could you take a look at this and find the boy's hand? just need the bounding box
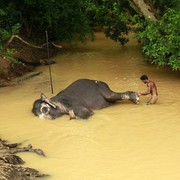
[136,92,141,96]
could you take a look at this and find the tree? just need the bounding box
[132,0,180,70]
[0,3,21,62]
[129,0,158,21]
[136,9,180,70]
[0,0,94,44]
[0,0,95,63]
[88,0,130,45]
[0,0,179,70]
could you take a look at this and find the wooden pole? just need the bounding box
[45,31,54,94]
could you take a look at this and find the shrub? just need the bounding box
[136,9,180,70]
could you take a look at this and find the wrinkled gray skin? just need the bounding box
[32,79,139,120]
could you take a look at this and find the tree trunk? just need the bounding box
[129,0,157,21]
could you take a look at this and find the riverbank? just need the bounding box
[0,39,58,87]
[0,137,47,179]
[0,57,34,87]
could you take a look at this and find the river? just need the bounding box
[0,32,180,180]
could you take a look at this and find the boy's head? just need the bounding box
[140,75,148,84]
[140,75,148,80]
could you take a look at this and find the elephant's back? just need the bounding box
[58,79,112,109]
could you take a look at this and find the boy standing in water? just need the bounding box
[137,75,158,105]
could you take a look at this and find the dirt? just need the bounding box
[0,57,33,87]
[0,39,58,87]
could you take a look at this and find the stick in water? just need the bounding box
[45,30,54,94]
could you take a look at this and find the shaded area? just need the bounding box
[0,57,34,87]
[0,37,58,87]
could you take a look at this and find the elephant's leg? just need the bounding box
[96,81,139,104]
[73,106,94,119]
[96,81,125,102]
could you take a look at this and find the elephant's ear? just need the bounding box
[41,93,56,108]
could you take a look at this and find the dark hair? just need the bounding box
[140,75,148,80]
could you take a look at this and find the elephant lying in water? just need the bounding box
[32,79,139,120]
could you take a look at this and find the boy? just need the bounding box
[137,75,158,105]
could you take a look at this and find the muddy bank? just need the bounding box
[0,57,34,87]
[0,38,58,87]
[0,138,47,179]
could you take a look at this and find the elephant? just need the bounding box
[32,79,139,120]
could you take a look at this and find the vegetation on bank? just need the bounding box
[0,0,179,70]
[135,9,180,70]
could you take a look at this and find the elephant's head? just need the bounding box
[32,93,64,119]
[125,91,140,104]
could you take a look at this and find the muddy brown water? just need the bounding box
[0,32,180,180]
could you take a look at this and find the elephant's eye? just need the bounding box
[42,107,49,114]
[40,103,50,114]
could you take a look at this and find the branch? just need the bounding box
[4,34,62,49]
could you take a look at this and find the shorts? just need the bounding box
[147,96,158,105]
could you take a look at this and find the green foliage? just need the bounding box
[0,4,21,63]
[136,9,180,70]
[0,0,94,45]
[91,0,130,45]
[0,1,21,42]
[1,0,179,71]
[14,0,94,44]
[5,49,19,64]
[0,0,131,47]
[162,0,180,10]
